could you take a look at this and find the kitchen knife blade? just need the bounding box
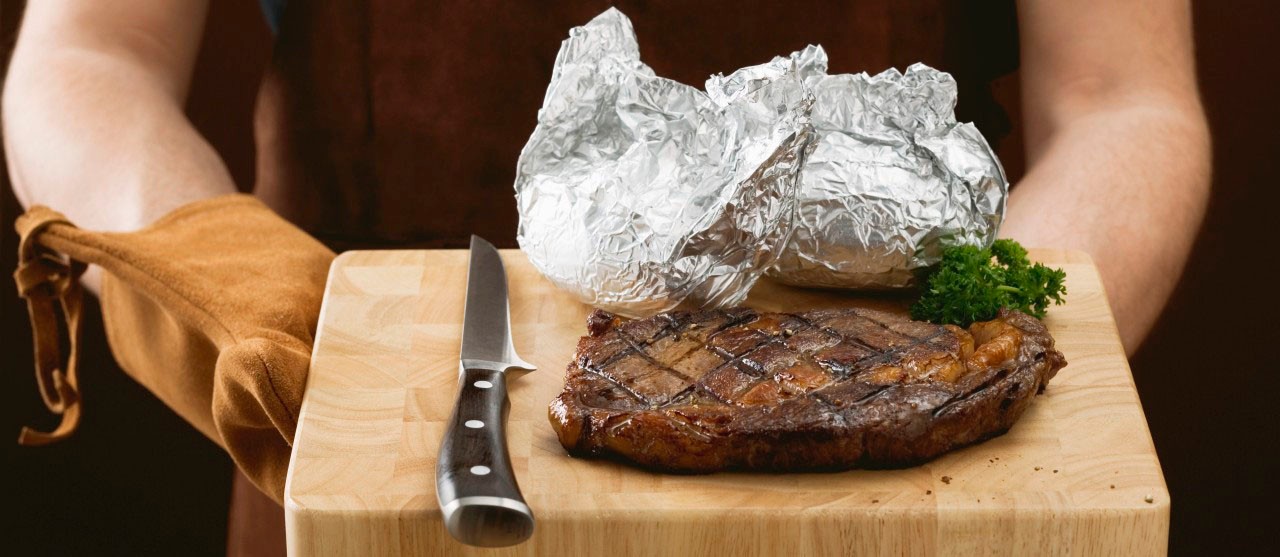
[436,236,536,547]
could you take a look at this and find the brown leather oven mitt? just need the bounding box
[14,194,335,503]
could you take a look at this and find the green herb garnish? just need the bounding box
[910,239,1066,326]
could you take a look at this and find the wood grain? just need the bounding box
[285,249,1168,556]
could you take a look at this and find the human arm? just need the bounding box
[3,0,234,292]
[1005,0,1211,354]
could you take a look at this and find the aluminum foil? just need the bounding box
[515,8,1006,315]
[762,56,1008,288]
[515,8,816,316]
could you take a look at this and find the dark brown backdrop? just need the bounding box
[3,1,1277,554]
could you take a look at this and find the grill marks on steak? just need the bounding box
[579,309,958,409]
[550,307,1066,472]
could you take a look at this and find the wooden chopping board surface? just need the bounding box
[285,249,1168,556]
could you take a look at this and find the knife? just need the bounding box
[436,236,537,547]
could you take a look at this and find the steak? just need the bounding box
[549,307,1066,471]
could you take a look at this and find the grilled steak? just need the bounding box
[549,307,1066,471]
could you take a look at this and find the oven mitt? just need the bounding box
[14,194,335,502]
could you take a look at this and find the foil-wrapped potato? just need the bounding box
[515,8,1007,315]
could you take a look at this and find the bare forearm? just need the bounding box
[4,49,234,232]
[3,0,227,233]
[1011,0,1208,353]
[1001,104,1210,352]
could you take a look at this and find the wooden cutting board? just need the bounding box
[285,249,1168,556]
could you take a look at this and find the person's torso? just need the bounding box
[253,0,1020,250]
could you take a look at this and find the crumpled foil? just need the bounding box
[758,52,1008,288]
[515,8,816,316]
[515,8,1006,315]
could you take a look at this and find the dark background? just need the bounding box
[3,1,1277,555]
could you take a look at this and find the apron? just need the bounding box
[252,0,1021,251]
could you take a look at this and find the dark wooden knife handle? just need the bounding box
[436,367,534,547]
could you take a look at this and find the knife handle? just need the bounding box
[436,367,534,547]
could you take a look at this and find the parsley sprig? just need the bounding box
[910,239,1067,326]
